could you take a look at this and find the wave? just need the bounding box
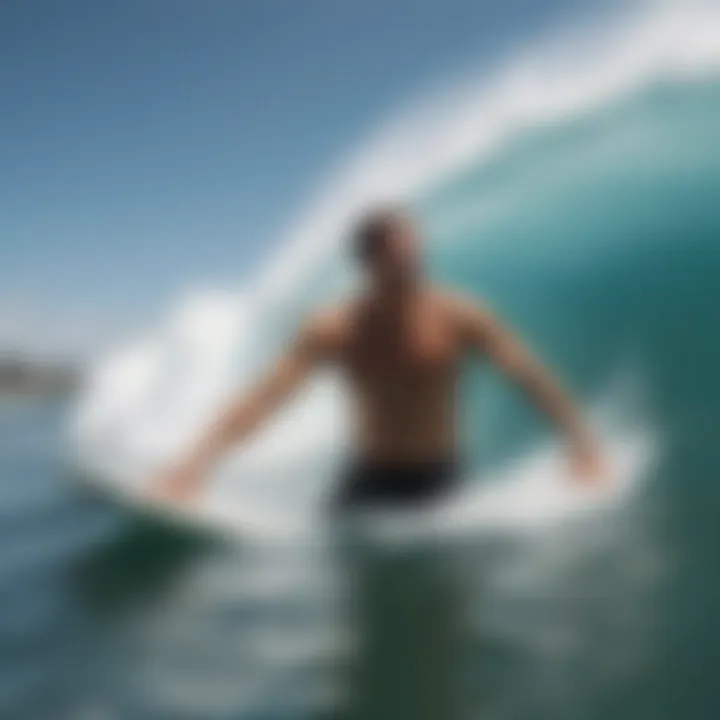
[69,1,720,541]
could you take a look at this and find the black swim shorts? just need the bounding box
[333,456,460,510]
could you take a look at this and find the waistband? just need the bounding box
[347,455,461,474]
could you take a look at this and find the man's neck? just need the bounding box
[369,278,425,321]
[375,276,423,302]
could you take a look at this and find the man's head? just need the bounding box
[352,207,422,289]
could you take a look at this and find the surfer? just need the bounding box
[154,208,605,507]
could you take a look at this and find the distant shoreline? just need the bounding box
[0,357,81,399]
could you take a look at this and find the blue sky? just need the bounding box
[1,0,613,357]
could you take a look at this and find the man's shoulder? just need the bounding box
[430,287,504,349]
[431,287,492,324]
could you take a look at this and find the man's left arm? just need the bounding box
[451,295,605,483]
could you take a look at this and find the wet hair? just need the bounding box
[352,207,404,264]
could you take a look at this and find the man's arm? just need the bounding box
[153,313,335,501]
[450,295,605,482]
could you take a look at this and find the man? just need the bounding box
[155,208,604,508]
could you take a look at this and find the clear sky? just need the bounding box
[1,0,613,357]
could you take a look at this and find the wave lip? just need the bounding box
[249,1,720,311]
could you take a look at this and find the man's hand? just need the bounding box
[149,459,207,504]
[568,443,608,486]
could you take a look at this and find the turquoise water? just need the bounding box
[4,75,720,719]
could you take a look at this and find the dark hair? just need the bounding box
[352,207,403,263]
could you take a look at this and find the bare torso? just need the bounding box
[325,288,468,462]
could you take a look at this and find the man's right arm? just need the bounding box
[448,293,605,484]
[153,314,334,502]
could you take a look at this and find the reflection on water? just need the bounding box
[464,508,666,720]
[338,541,467,720]
[73,524,470,720]
[60,495,668,720]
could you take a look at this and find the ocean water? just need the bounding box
[4,3,720,719]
